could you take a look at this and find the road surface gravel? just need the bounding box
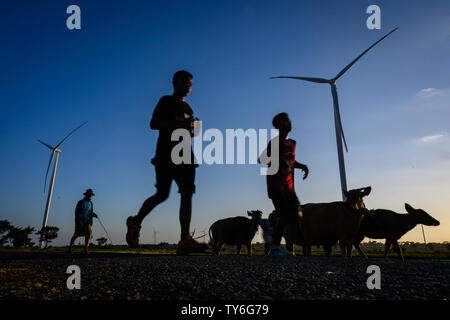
[0,252,448,300]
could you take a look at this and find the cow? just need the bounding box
[209,210,262,255]
[354,203,440,260]
[283,186,372,257]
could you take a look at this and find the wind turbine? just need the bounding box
[152,228,159,244]
[37,121,88,248]
[271,28,398,200]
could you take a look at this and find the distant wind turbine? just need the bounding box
[37,121,88,248]
[271,28,398,200]
[153,228,159,244]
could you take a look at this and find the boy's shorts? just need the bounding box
[73,222,92,240]
[154,163,196,198]
[270,191,302,223]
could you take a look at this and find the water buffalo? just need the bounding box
[354,203,440,260]
[284,186,372,257]
[209,210,262,255]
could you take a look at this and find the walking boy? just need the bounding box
[260,112,309,256]
[126,70,208,255]
[68,188,98,254]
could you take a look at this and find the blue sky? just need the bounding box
[1,0,449,246]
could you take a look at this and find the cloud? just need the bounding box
[418,133,445,143]
[417,88,443,98]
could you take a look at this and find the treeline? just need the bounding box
[0,220,59,248]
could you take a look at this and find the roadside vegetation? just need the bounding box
[1,240,449,260]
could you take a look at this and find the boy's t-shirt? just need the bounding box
[151,95,194,165]
[266,138,296,198]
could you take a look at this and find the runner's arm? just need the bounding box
[149,96,192,131]
[295,162,309,180]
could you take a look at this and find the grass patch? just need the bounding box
[1,242,449,260]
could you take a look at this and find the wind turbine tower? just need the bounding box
[37,121,88,248]
[153,228,159,245]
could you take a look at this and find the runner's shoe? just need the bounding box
[176,234,209,255]
[126,216,141,248]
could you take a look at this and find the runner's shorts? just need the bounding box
[154,163,196,198]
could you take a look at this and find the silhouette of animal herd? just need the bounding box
[208,186,440,260]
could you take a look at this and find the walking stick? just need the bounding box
[191,229,207,240]
[193,233,207,240]
[95,214,113,245]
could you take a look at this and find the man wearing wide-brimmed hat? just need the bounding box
[68,189,98,254]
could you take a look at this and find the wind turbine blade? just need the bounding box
[55,121,88,149]
[37,140,54,150]
[270,76,330,84]
[43,151,55,193]
[333,27,398,82]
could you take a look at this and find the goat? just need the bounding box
[209,210,262,255]
[354,203,440,260]
[285,186,371,257]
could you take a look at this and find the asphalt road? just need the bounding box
[0,252,448,300]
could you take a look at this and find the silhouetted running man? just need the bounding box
[259,112,309,256]
[126,70,208,255]
[68,188,98,254]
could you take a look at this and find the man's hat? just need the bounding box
[83,189,95,196]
